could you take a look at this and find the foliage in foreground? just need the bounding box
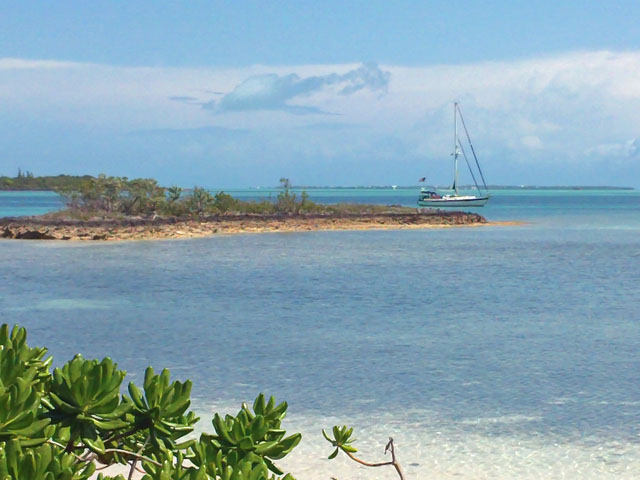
[0,324,301,480]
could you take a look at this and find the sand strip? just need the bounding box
[0,212,523,242]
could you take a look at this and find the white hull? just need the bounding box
[417,195,490,207]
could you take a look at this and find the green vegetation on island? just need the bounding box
[0,170,94,191]
[50,174,414,219]
[54,175,316,217]
[1,174,490,240]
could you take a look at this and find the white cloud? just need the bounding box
[1,51,640,185]
[200,63,390,114]
[0,58,81,70]
[585,138,640,158]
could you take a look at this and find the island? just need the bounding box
[0,174,502,241]
[0,171,93,191]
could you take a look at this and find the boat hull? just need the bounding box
[417,195,490,207]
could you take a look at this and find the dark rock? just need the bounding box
[14,230,56,240]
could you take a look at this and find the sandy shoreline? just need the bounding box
[0,212,521,242]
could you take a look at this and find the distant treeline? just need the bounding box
[3,172,633,192]
[290,184,635,190]
[484,185,635,191]
[0,171,93,191]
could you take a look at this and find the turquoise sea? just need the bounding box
[1,189,639,479]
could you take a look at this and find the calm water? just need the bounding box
[0,190,64,217]
[1,189,639,479]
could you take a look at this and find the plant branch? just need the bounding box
[343,449,394,467]
[63,433,77,453]
[342,437,404,480]
[46,440,85,463]
[103,448,162,467]
[128,436,150,480]
[82,448,162,468]
[385,437,405,480]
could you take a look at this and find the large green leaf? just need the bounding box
[192,395,300,479]
[124,367,198,452]
[0,328,51,447]
[0,440,95,480]
[0,324,52,394]
[47,355,132,453]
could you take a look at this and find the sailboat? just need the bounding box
[418,102,490,207]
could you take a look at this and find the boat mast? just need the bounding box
[453,102,459,195]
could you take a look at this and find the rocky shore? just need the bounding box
[0,211,499,241]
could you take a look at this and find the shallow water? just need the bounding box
[1,189,639,479]
[0,190,64,217]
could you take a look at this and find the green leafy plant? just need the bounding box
[126,367,199,452]
[0,325,52,447]
[140,450,209,480]
[192,394,300,479]
[0,375,51,447]
[47,355,130,454]
[0,440,95,480]
[0,323,301,480]
[0,324,52,388]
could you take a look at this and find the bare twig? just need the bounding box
[95,463,144,473]
[385,437,405,480]
[342,437,404,480]
[82,448,162,468]
[103,448,161,467]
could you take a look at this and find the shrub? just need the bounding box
[275,178,317,215]
[213,192,238,214]
[185,187,215,216]
[56,175,166,216]
[0,324,301,480]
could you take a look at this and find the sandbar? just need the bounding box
[0,212,521,242]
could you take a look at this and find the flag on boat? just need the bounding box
[418,177,426,182]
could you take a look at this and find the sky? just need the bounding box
[1,1,640,187]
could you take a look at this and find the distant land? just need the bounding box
[0,173,92,191]
[0,173,495,241]
[293,185,635,191]
[0,173,634,191]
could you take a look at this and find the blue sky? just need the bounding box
[1,1,640,187]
